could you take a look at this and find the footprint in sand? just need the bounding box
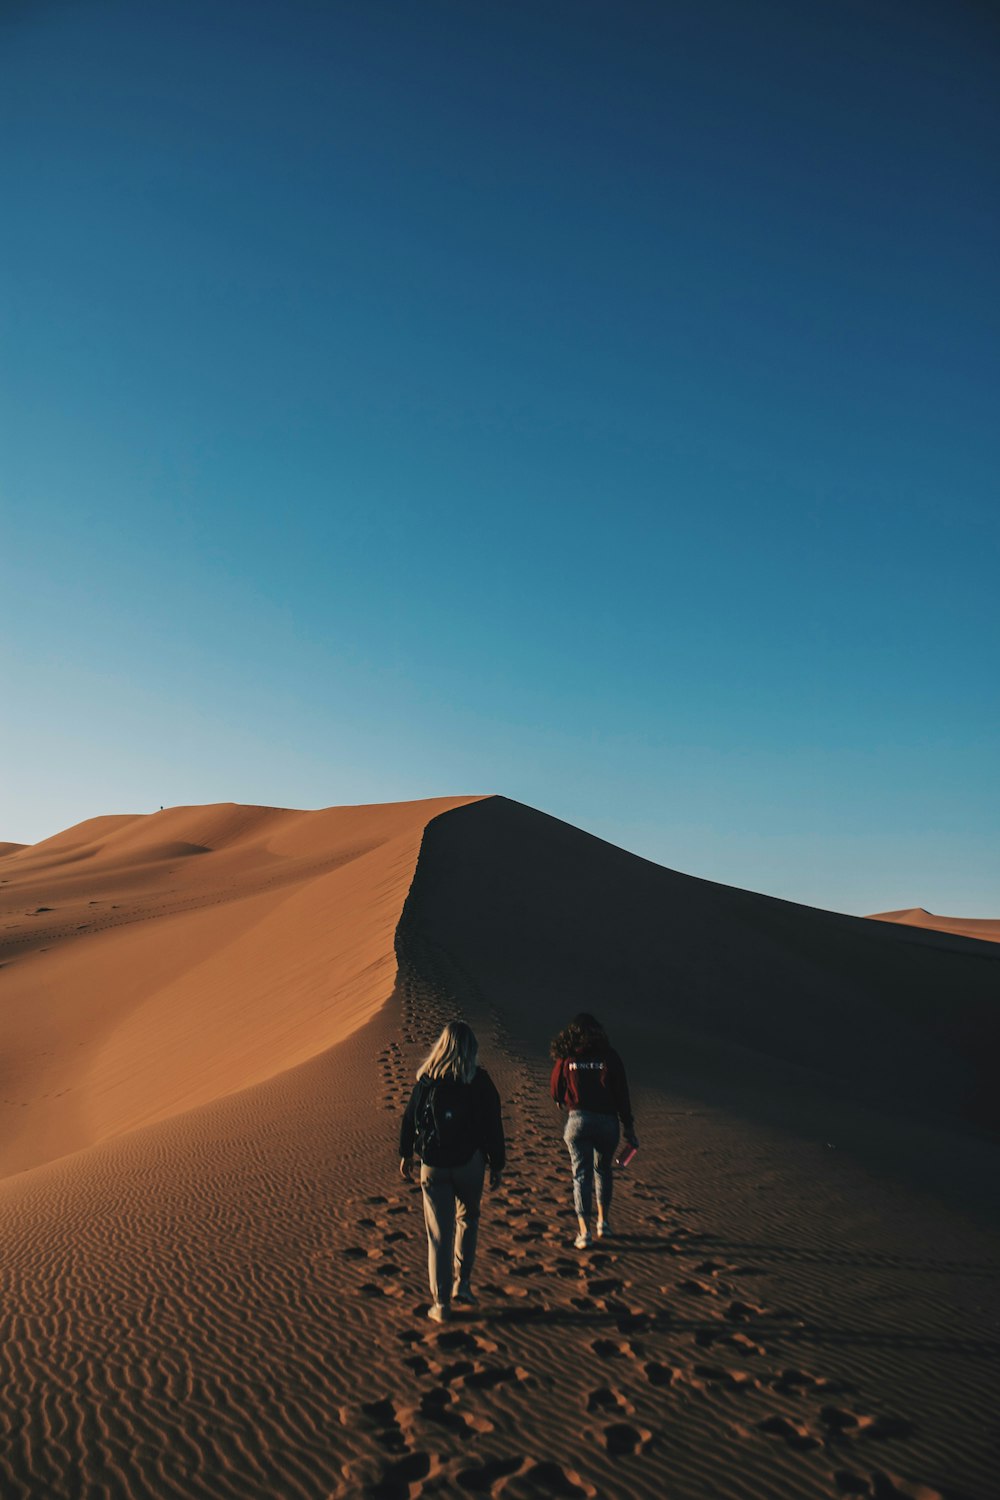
[464,1363,527,1391]
[508,1259,547,1279]
[819,1408,914,1443]
[690,1362,760,1394]
[616,1308,654,1334]
[416,1384,493,1434]
[591,1337,637,1362]
[498,1281,532,1301]
[586,1275,625,1297]
[677,1276,722,1297]
[454,1454,526,1492]
[357,1396,407,1456]
[756,1413,821,1451]
[601,1421,652,1457]
[724,1298,800,1324]
[433,1328,498,1357]
[585,1385,634,1415]
[722,1331,766,1357]
[694,1258,752,1284]
[351,1448,436,1500]
[510,1461,595,1499]
[435,1358,476,1384]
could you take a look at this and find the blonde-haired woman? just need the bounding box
[399,1021,505,1322]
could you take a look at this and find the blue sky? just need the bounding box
[3,0,998,915]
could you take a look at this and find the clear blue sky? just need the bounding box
[3,0,998,915]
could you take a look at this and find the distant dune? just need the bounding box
[1,796,998,1500]
[867,906,1000,945]
[0,842,27,858]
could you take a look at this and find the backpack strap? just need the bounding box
[415,1077,438,1152]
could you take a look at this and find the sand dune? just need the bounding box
[867,907,1000,945]
[1,796,997,1500]
[0,797,480,1177]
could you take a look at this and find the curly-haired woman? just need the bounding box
[550,1012,637,1248]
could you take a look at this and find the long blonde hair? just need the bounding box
[417,1021,479,1085]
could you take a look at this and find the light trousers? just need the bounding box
[419,1149,486,1306]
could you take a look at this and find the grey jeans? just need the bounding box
[420,1149,485,1305]
[563,1110,619,1221]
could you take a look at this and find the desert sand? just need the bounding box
[867,908,1000,946]
[1,796,998,1500]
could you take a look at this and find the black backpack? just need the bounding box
[414,1077,475,1158]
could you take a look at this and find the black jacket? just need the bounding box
[399,1067,506,1170]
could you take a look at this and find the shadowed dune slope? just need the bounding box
[400,797,1000,1132]
[868,908,1000,946]
[0,843,28,858]
[0,796,481,1178]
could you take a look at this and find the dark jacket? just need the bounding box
[399,1066,506,1170]
[550,1046,634,1134]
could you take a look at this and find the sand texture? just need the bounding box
[867,909,1000,946]
[1,796,998,1500]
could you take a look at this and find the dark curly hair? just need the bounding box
[550,1011,609,1059]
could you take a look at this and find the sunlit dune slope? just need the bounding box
[0,796,481,1178]
[867,906,1000,945]
[401,797,1000,1131]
